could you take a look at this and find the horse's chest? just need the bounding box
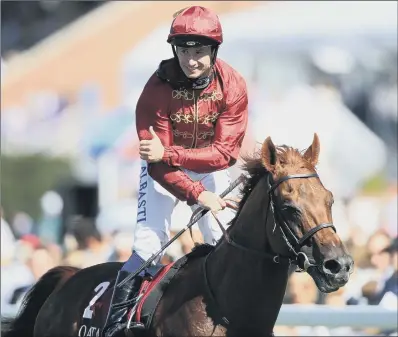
[154,293,228,336]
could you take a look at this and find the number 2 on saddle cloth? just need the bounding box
[77,261,184,335]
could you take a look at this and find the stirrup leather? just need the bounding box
[126,293,144,329]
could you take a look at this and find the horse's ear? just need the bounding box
[262,136,277,172]
[303,133,320,166]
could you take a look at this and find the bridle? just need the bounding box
[208,172,336,270]
[267,173,336,270]
[203,172,337,326]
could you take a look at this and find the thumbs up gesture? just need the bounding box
[139,126,165,163]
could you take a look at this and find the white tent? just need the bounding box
[249,85,387,199]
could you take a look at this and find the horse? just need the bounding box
[2,133,354,337]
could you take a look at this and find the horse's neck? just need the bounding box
[206,176,289,332]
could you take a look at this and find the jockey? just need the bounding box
[103,6,248,337]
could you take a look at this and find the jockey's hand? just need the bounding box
[139,126,165,163]
[197,191,226,213]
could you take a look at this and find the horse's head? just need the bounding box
[261,133,353,293]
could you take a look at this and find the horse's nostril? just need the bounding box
[323,259,342,274]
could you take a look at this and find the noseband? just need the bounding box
[210,172,336,271]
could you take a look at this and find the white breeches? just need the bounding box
[133,160,237,263]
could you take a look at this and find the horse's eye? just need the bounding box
[283,203,301,217]
[283,202,296,210]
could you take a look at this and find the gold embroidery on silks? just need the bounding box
[170,111,220,125]
[172,130,194,139]
[198,112,220,124]
[197,130,215,139]
[199,91,223,102]
[172,130,214,140]
[170,110,194,124]
[172,89,194,100]
[171,89,223,102]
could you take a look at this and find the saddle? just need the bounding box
[77,244,214,336]
[132,244,214,327]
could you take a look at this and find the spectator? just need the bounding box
[372,237,398,309]
[64,217,112,268]
[367,230,394,300]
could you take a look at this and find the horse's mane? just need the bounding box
[230,145,311,227]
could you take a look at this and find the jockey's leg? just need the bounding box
[187,168,237,245]
[103,161,177,337]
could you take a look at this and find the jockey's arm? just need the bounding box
[162,89,248,173]
[136,74,206,205]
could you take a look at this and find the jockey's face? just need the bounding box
[176,45,212,79]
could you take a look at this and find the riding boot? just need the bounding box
[102,270,145,337]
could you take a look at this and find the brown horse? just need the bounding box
[2,134,353,337]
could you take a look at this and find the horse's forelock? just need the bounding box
[277,145,315,170]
